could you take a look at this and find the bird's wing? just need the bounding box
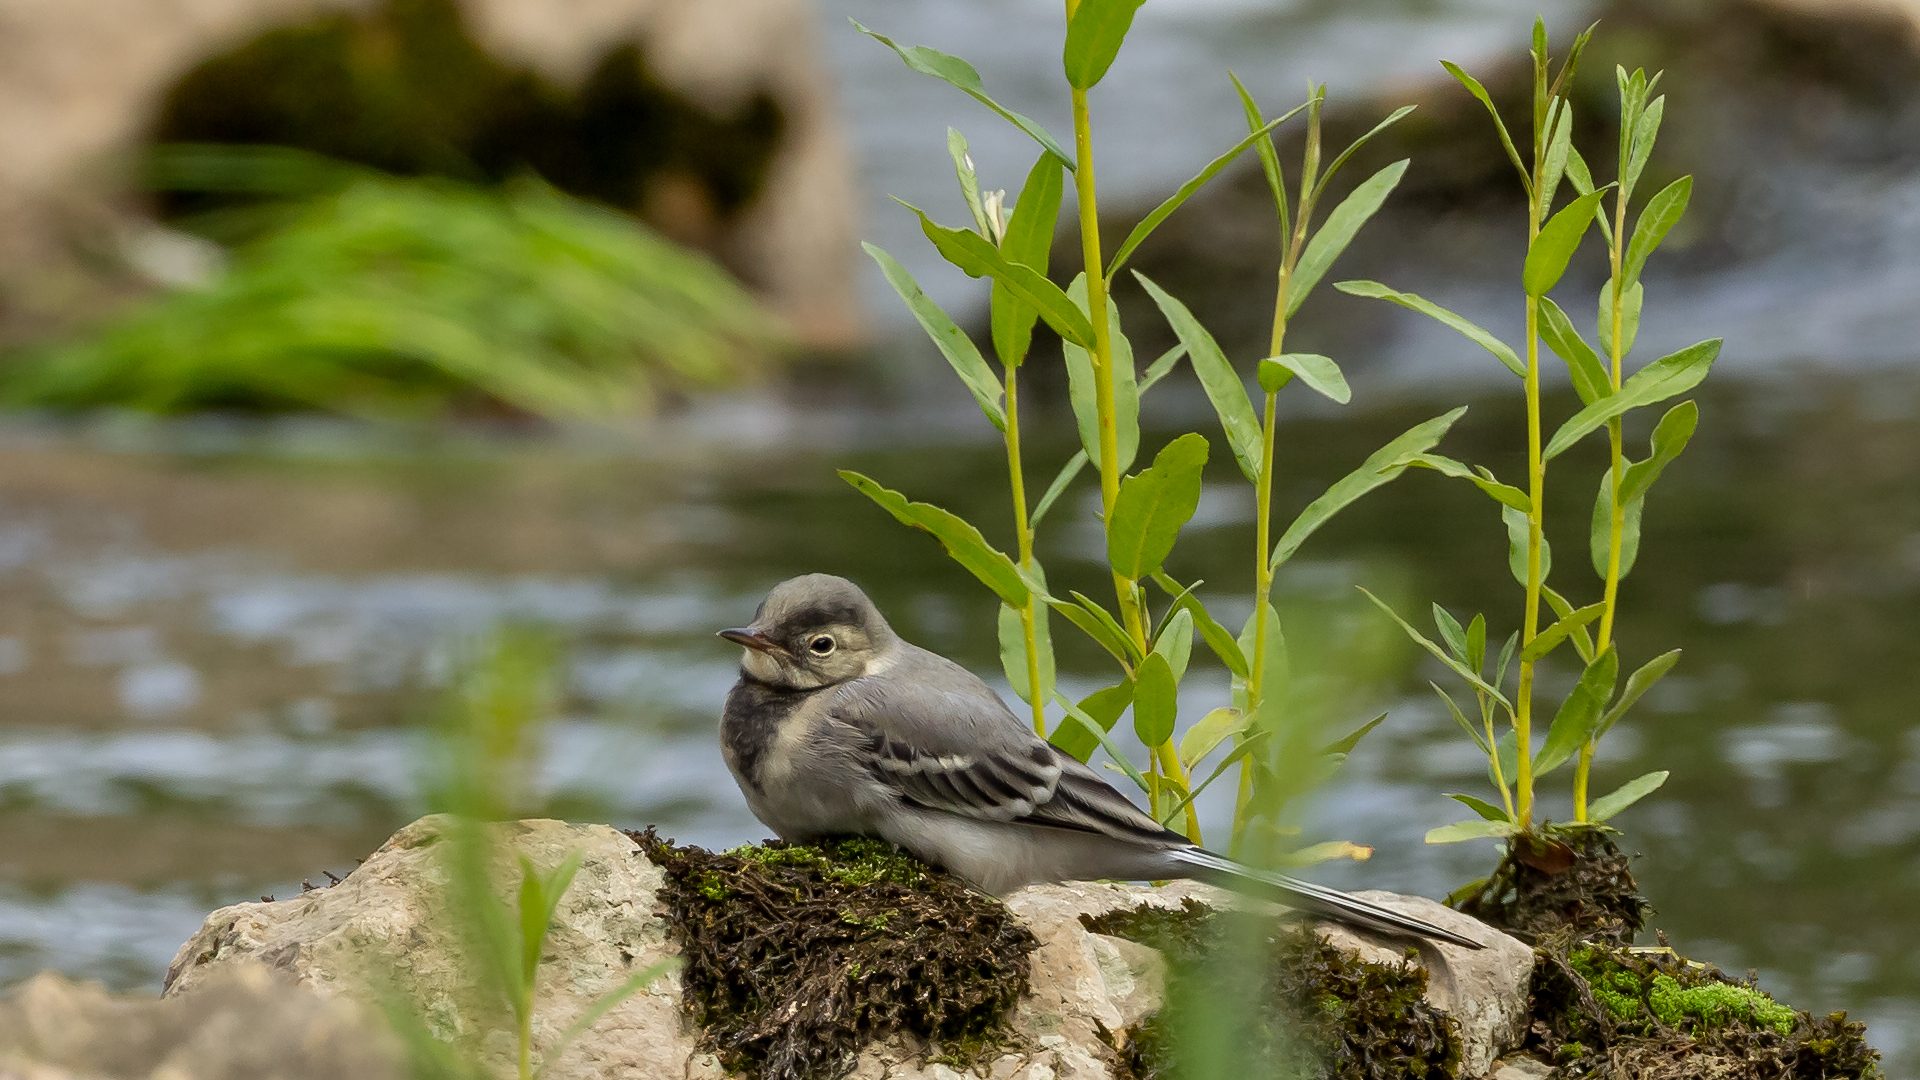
[827,665,1186,845]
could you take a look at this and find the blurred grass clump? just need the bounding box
[2,145,783,422]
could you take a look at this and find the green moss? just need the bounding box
[1084,899,1459,1080]
[635,830,1034,1080]
[1646,973,1796,1036]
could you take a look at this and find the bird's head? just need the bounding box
[720,574,897,690]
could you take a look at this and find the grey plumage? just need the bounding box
[719,573,1482,950]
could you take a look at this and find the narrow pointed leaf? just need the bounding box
[1160,729,1270,826]
[1524,187,1611,296]
[1047,593,1140,666]
[1136,272,1262,481]
[1053,689,1147,785]
[1336,281,1524,378]
[1542,586,1596,664]
[1598,278,1644,359]
[1545,339,1720,459]
[1539,98,1574,209]
[1589,770,1669,821]
[900,200,1094,347]
[1434,683,1489,754]
[1030,450,1088,533]
[855,22,1074,168]
[992,152,1066,367]
[1433,604,1468,659]
[947,128,991,236]
[1357,587,1511,706]
[997,600,1056,706]
[1152,607,1195,685]
[1441,60,1530,192]
[1259,353,1351,404]
[1315,107,1416,197]
[1289,160,1409,316]
[1229,71,1291,236]
[840,471,1028,606]
[1448,793,1511,822]
[1540,297,1611,405]
[1426,818,1519,844]
[1622,96,1665,199]
[865,243,1004,430]
[1271,408,1467,569]
[1063,278,1140,471]
[1535,645,1619,775]
[1132,653,1178,746]
[1323,714,1387,756]
[1140,343,1187,392]
[1521,602,1607,662]
[1597,649,1681,739]
[1392,452,1531,513]
[1564,145,1614,246]
[1623,175,1692,290]
[1179,706,1247,767]
[1151,571,1250,677]
[1063,0,1149,89]
[1108,117,1287,277]
[1489,728,1519,795]
[1049,681,1134,763]
[1620,399,1699,505]
[1504,503,1549,588]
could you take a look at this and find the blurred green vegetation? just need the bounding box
[2,147,782,421]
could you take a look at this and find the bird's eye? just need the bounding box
[808,635,836,656]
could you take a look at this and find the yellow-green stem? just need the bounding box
[519,1011,533,1080]
[1232,389,1282,854]
[1005,371,1048,737]
[1516,294,1543,830]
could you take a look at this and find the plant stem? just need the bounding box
[1005,370,1048,737]
[519,1009,534,1080]
[1070,80,1198,841]
[1233,388,1281,854]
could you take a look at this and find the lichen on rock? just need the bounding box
[633,829,1038,1080]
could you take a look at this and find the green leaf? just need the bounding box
[1522,602,1607,662]
[1132,653,1178,746]
[1541,586,1596,664]
[1136,272,1263,482]
[1523,187,1611,296]
[839,471,1029,606]
[1535,645,1619,775]
[1030,450,1089,533]
[1564,145,1614,247]
[1504,503,1549,588]
[1062,0,1148,89]
[1335,281,1524,378]
[1229,72,1291,238]
[1061,590,1142,663]
[1433,604,1468,659]
[1393,452,1531,513]
[1178,705,1246,767]
[1288,160,1409,317]
[1159,729,1270,827]
[1323,713,1387,756]
[1540,297,1611,406]
[1623,175,1690,290]
[864,243,1004,430]
[1271,408,1467,569]
[1434,683,1489,754]
[1151,571,1250,677]
[1448,793,1511,822]
[1467,613,1488,674]
[1494,630,1520,688]
[1597,649,1681,739]
[992,153,1066,368]
[1589,770,1668,822]
[1441,60,1530,193]
[517,857,548,989]
[1356,587,1511,706]
[1622,96,1665,201]
[1140,344,1187,392]
[1049,681,1134,762]
[997,601,1056,707]
[1539,98,1574,209]
[947,128,991,237]
[1489,728,1519,794]
[1258,353,1351,404]
[1314,106,1416,198]
[899,199,1095,347]
[1426,818,1519,844]
[1108,435,1208,580]
[854,22,1074,168]
[1063,276,1141,473]
[1626,400,1699,508]
[1597,278,1643,360]
[1544,339,1720,460]
[1589,468,1646,580]
[1152,607,1195,685]
[1052,689,1146,786]
[1107,117,1288,278]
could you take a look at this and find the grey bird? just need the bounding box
[718,573,1481,949]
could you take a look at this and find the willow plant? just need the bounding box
[1339,21,1719,843]
[843,2,1463,857]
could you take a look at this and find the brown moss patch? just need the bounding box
[632,829,1036,1080]
[1451,827,1649,945]
[1527,939,1881,1079]
[1084,898,1460,1080]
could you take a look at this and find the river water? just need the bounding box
[5,0,1920,1074]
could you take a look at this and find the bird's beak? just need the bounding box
[719,627,785,654]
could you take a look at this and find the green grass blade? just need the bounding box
[1228,72,1294,238]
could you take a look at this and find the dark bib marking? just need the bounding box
[721,678,808,795]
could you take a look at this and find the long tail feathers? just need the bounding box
[1171,847,1485,950]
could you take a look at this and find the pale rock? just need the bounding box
[1490,1055,1557,1080]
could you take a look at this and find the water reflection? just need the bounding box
[0,375,1917,1070]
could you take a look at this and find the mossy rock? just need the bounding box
[1084,898,1461,1080]
[633,830,1036,1080]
